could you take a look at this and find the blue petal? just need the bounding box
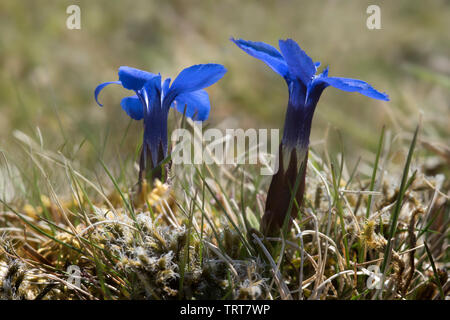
[304,66,330,105]
[118,66,157,90]
[231,38,289,79]
[314,61,321,74]
[172,90,211,121]
[320,77,390,101]
[278,39,316,85]
[169,64,227,95]
[94,81,121,106]
[141,74,162,114]
[305,80,328,110]
[288,80,308,109]
[141,75,168,167]
[120,95,144,120]
[162,78,171,98]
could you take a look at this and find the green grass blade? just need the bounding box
[424,242,445,300]
[381,125,419,273]
[366,126,385,218]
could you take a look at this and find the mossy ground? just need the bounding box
[0,124,448,300]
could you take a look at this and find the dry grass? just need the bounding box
[0,118,448,300]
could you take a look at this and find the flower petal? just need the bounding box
[162,77,171,98]
[231,38,289,79]
[169,64,227,95]
[118,66,157,90]
[120,95,144,120]
[141,75,167,167]
[94,81,121,106]
[141,75,162,114]
[304,66,330,107]
[278,39,316,85]
[172,90,211,121]
[319,77,390,101]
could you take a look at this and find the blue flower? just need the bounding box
[232,38,389,149]
[231,38,389,235]
[95,64,227,181]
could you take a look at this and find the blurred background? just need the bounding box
[0,0,448,170]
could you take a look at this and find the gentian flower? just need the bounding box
[95,64,227,183]
[232,38,389,236]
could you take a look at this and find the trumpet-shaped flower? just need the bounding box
[95,64,227,182]
[232,38,389,235]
